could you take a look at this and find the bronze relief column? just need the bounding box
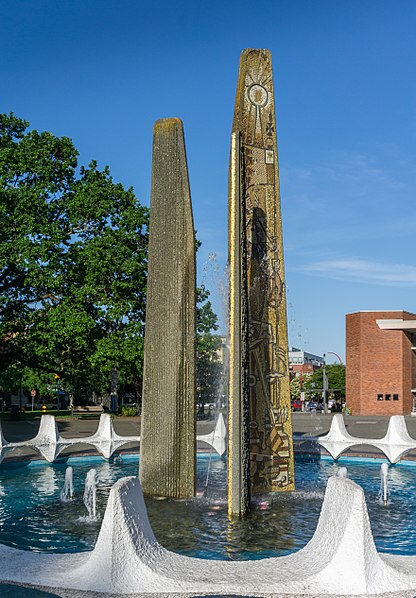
[228,49,294,514]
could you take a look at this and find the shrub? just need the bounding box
[119,405,137,417]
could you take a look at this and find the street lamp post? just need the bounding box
[322,351,343,414]
[322,354,328,414]
[19,371,23,412]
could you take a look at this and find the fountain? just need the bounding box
[1,47,416,598]
[0,412,225,465]
[378,462,389,506]
[83,468,98,521]
[59,466,74,502]
[319,412,416,462]
[228,48,294,516]
[337,466,348,478]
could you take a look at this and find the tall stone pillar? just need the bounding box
[140,118,196,499]
[228,49,295,513]
[228,131,251,516]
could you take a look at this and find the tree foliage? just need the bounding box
[303,364,346,400]
[0,113,148,401]
[196,285,224,411]
[1,112,224,408]
[290,375,301,400]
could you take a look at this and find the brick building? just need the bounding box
[289,347,324,409]
[346,311,416,415]
[288,347,324,378]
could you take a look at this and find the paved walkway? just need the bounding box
[0,415,220,461]
[1,415,217,442]
[292,412,416,459]
[6,411,416,438]
[292,411,416,438]
[3,411,416,460]
[0,415,140,443]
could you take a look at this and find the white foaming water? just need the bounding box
[378,462,389,506]
[201,253,229,412]
[36,466,58,495]
[60,466,74,502]
[337,467,348,478]
[277,490,326,502]
[82,468,99,521]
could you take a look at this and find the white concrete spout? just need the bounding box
[319,413,416,464]
[0,413,140,464]
[197,412,227,456]
[1,474,416,595]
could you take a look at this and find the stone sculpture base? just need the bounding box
[1,475,416,596]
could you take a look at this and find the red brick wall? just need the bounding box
[402,319,416,413]
[413,337,416,408]
[346,313,361,414]
[346,311,416,416]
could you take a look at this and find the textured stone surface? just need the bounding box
[319,412,416,462]
[229,49,294,503]
[2,475,416,595]
[197,412,227,456]
[0,414,139,463]
[0,412,225,465]
[228,130,251,515]
[140,118,196,498]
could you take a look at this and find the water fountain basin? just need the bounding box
[1,473,416,596]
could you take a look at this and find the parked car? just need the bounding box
[291,399,302,412]
[307,401,324,412]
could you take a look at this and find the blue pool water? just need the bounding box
[0,454,415,559]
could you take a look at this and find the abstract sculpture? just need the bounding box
[319,413,416,463]
[228,49,295,514]
[140,118,196,498]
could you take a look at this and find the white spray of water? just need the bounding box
[60,466,74,502]
[337,467,348,478]
[378,463,389,506]
[83,468,98,520]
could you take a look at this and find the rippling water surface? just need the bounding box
[0,454,415,557]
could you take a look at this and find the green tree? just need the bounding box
[290,375,301,400]
[303,364,346,402]
[0,113,148,401]
[196,285,224,414]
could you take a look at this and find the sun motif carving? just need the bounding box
[243,53,273,145]
[248,83,268,107]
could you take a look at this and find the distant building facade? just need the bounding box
[346,311,416,416]
[289,347,324,378]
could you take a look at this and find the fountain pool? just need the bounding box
[1,453,416,558]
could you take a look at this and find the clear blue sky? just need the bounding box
[1,0,415,362]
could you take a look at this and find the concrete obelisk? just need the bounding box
[228,49,295,515]
[140,118,196,499]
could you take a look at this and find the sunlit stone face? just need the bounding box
[248,83,268,107]
[229,49,295,507]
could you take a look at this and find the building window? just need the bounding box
[377,394,383,401]
[393,394,399,401]
[385,394,391,401]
